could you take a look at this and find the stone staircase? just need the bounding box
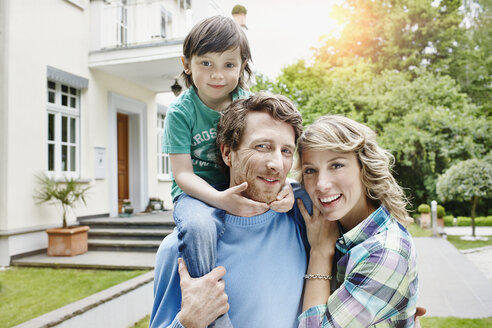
[80,212,175,253]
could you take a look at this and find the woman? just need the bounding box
[296,115,418,327]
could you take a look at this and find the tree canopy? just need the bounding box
[437,159,492,202]
[436,159,492,235]
[252,0,492,213]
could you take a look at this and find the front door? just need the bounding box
[117,113,129,212]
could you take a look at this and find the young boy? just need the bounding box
[162,16,294,327]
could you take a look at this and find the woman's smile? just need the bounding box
[302,149,370,229]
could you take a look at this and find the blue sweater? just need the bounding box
[150,208,308,328]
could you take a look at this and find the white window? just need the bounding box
[160,7,172,39]
[116,0,128,46]
[157,112,171,180]
[47,80,80,178]
[176,0,191,10]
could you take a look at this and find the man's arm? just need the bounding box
[149,232,229,328]
[177,259,229,328]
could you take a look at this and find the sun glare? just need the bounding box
[322,1,348,39]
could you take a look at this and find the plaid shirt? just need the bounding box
[299,206,419,328]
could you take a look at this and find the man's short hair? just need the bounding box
[216,92,302,170]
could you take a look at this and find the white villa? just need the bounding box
[0,0,227,266]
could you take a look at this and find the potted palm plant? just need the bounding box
[34,173,91,256]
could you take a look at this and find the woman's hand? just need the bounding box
[297,198,339,255]
[298,198,339,312]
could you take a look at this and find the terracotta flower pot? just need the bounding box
[232,13,246,27]
[419,213,431,228]
[45,226,90,256]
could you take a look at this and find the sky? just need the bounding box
[213,0,344,79]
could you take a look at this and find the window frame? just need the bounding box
[116,0,128,46]
[157,112,171,181]
[46,80,81,179]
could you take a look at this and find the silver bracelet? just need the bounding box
[304,273,332,280]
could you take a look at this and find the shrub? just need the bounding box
[444,215,454,226]
[232,4,247,15]
[437,205,445,218]
[418,204,430,214]
[444,216,492,227]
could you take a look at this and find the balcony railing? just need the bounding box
[97,0,190,49]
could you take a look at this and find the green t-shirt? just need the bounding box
[162,87,251,200]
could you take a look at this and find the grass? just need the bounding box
[407,222,492,250]
[131,314,150,328]
[407,223,433,237]
[420,316,492,327]
[0,267,147,328]
[132,314,492,327]
[446,235,492,250]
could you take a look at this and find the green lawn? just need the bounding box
[0,267,147,328]
[132,314,492,327]
[446,235,492,250]
[131,314,150,328]
[420,316,492,327]
[407,223,433,237]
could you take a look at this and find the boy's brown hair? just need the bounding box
[181,15,252,90]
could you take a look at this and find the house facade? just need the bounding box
[0,0,223,266]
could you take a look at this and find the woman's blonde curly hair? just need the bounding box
[294,115,412,226]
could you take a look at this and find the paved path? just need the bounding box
[444,226,492,236]
[414,237,492,318]
[463,247,492,282]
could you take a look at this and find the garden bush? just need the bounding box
[437,205,445,218]
[418,204,430,214]
[444,215,492,227]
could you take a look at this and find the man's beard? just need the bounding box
[230,149,284,205]
[234,169,283,204]
[242,179,280,204]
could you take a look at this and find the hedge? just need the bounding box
[443,215,492,227]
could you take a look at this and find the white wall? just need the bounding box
[4,0,173,232]
[87,69,172,215]
[4,0,90,230]
[0,0,9,231]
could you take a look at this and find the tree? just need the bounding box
[314,0,491,116]
[440,0,492,113]
[252,0,492,211]
[266,57,491,207]
[436,159,492,237]
[315,0,466,73]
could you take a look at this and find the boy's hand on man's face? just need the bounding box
[269,182,295,212]
[220,182,269,217]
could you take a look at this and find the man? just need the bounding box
[150,93,309,328]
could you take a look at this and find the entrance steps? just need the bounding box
[81,212,175,253]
